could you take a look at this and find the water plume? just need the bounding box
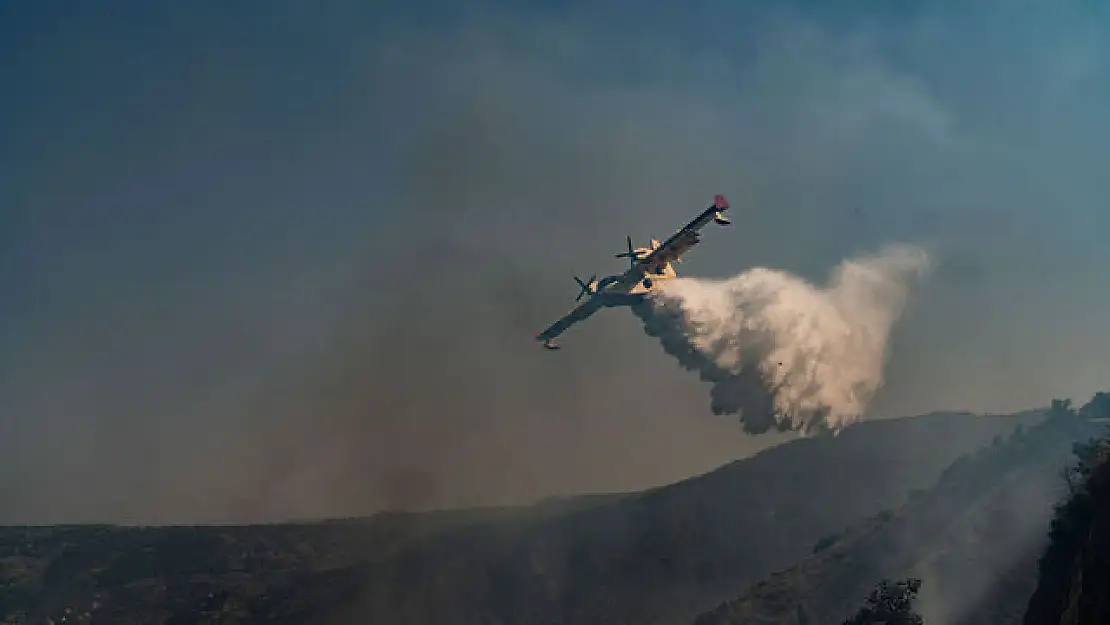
[633,244,930,434]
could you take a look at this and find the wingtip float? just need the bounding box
[533,194,732,350]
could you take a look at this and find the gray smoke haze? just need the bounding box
[636,244,929,434]
[3,2,1110,523]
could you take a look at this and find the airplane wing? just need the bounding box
[534,195,730,350]
[534,297,606,348]
[635,194,730,269]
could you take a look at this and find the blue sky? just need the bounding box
[3,1,1110,522]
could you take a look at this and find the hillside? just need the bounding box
[1022,394,1110,625]
[690,401,1106,625]
[0,410,1035,625]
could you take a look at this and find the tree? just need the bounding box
[1050,398,1076,420]
[1079,391,1110,420]
[842,578,924,625]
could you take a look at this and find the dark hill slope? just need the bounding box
[690,409,1101,625]
[0,411,1034,625]
[340,411,1039,625]
[1022,411,1110,624]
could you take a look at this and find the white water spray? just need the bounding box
[633,244,930,435]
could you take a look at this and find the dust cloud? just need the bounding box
[635,245,929,434]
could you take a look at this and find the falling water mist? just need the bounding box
[633,244,930,435]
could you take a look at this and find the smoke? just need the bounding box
[5,1,1110,522]
[634,244,930,434]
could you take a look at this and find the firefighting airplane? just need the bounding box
[534,194,732,350]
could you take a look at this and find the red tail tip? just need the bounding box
[714,194,729,210]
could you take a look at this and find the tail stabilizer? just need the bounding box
[712,194,731,225]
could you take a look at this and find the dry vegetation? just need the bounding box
[0,408,1072,625]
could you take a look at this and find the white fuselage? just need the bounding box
[585,241,678,303]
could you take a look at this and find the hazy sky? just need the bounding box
[3,1,1110,523]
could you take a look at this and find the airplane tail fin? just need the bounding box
[713,194,731,225]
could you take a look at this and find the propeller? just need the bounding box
[574,274,597,301]
[614,235,637,268]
